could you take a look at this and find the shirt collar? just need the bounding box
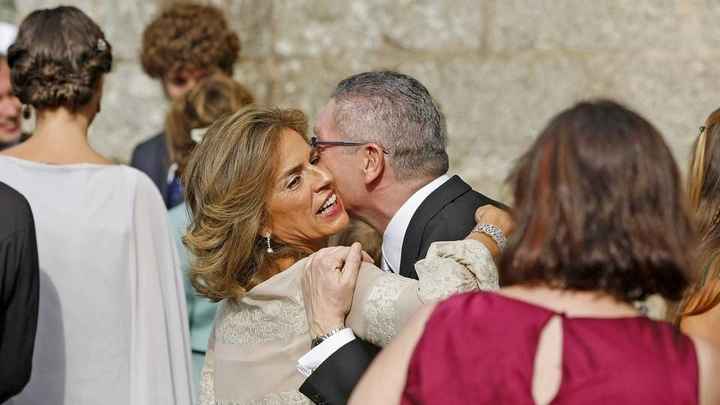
[381,174,451,272]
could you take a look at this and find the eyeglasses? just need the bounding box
[310,136,389,154]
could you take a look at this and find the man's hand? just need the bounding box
[302,242,365,338]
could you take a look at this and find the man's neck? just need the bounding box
[355,176,436,234]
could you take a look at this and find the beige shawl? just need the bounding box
[199,240,498,404]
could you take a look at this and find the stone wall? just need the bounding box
[10,1,720,200]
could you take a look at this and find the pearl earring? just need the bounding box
[265,233,274,254]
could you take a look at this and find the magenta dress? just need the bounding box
[402,292,698,404]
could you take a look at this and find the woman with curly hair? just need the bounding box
[679,108,720,347]
[164,72,254,390]
[0,7,192,404]
[130,2,241,209]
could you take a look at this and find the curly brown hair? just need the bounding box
[8,6,112,110]
[141,3,240,79]
[165,73,255,176]
[183,106,309,301]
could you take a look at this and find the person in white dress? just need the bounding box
[0,6,192,405]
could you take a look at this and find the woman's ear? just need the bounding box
[259,225,272,238]
[362,144,384,184]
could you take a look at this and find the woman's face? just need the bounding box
[266,129,349,251]
[162,67,208,101]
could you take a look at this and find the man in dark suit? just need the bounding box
[130,133,170,204]
[0,182,39,402]
[298,71,505,404]
[130,3,240,208]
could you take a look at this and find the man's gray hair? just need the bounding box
[331,70,449,180]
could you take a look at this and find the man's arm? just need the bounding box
[299,244,374,404]
[0,199,39,402]
[299,339,380,405]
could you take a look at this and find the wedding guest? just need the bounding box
[679,107,720,347]
[182,106,504,404]
[165,72,254,389]
[0,7,192,404]
[0,182,38,402]
[351,100,720,405]
[131,2,240,208]
[298,71,507,404]
[0,23,25,150]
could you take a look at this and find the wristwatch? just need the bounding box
[472,223,507,251]
[311,326,345,347]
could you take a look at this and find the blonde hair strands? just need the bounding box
[183,106,308,301]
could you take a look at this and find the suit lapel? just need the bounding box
[399,175,471,278]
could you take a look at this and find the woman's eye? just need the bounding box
[310,154,320,165]
[287,176,301,190]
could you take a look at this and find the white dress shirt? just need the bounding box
[381,174,451,273]
[297,175,451,376]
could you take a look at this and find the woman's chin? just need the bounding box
[322,210,350,237]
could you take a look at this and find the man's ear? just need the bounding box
[362,144,384,184]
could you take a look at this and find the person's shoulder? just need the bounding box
[134,132,165,150]
[104,165,165,203]
[456,179,505,209]
[0,182,33,239]
[689,334,720,404]
[130,132,166,160]
[0,181,31,214]
[429,291,495,324]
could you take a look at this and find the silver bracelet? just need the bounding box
[472,223,507,251]
[311,326,346,347]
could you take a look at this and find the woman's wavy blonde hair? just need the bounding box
[679,108,720,317]
[183,106,309,301]
[165,73,254,176]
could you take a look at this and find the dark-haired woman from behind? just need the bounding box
[0,7,192,405]
[351,100,720,405]
[679,108,720,348]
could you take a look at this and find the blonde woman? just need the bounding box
[680,108,720,347]
[183,106,507,404]
[165,73,254,391]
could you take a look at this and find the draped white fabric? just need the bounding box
[0,156,193,405]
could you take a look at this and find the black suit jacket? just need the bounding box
[299,175,504,404]
[130,132,174,208]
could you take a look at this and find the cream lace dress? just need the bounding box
[199,240,497,405]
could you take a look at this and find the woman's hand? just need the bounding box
[468,205,514,258]
[302,242,367,338]
[474,205,514,236]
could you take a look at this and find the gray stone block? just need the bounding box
[583,50,720,167]
[224,0,274,59]
[274,0,484,57]
[90,62,166,163]
[16,1,160,61]
[398,52,593,198]
[272,52,408,122]
[492,0,684,53]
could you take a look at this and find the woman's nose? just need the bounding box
[311,166,334,192]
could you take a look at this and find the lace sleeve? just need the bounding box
[198,307,219,405]
[415,239,499,302]
[347,239,499,347]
